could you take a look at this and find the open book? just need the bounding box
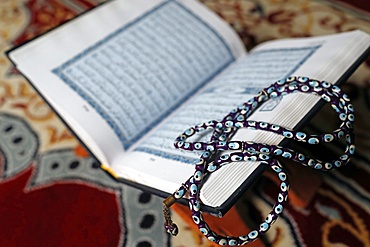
[8,0,370,215]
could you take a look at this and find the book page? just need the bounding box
[52,0,238,149]
[135,46,319,161]
[8,0,245,166]
[119,30,370,207]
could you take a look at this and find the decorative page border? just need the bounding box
[53,0,236,149]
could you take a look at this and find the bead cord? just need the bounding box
[163,76,354,245]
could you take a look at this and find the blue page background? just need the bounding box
[137,46,320,163]
[53,1,235,149]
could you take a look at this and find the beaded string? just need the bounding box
[163,76,355,245]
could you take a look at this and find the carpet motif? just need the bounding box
[0,112,169,246]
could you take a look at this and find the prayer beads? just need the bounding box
[163,76,354,246]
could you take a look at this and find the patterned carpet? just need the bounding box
[0,0,369,246]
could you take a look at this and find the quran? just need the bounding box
[7,0,370,215]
